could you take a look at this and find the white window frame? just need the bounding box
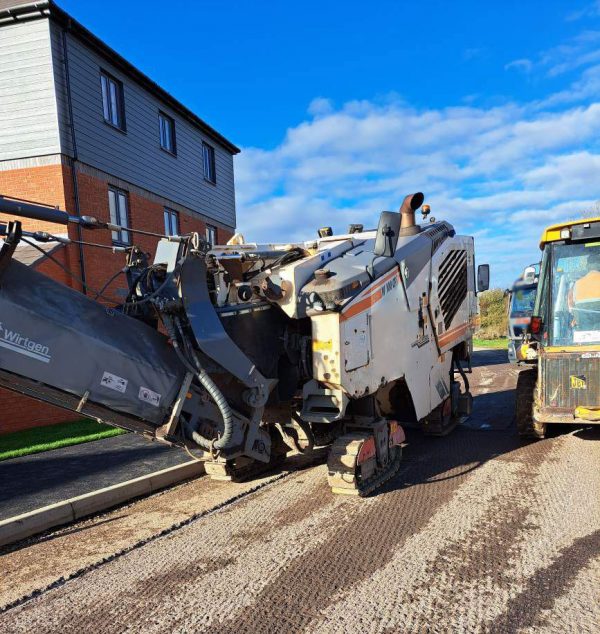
[202,142,216,184]
[206,224,217,246]
[159,112,176,154]
[108,186,131,245]
[100,71,125,130]
[163,208,179,236]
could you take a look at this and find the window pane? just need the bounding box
[203,144,209,176]
[206,225,216,246]
[108,189,118,225]
[109,81,117,125]
[101,75,110,121]
[164,210,170,235]
[203,143,215,183]
[108,189,120,242]
[160,116,167,148]
[550,243,600,345]
[118,192,128,226]
[119,192,129,244]
[165,119,172,151]
[172,212,179,235]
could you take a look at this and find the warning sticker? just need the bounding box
[312,339,332,352]
[436,379,449,400]
[101,371,128,393]
[139,386,161,407]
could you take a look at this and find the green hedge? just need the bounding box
[477,289,508,339]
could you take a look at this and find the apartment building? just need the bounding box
[0,0,240,432]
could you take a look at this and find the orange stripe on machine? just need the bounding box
[356,268,399,299]
[341,270,400,322]
[438,322,470,348]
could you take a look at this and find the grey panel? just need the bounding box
[180,256,269,390]
[49,19,73,155]
[0,19,60,160]
[0,260,185,424]
[51,24,236,228]
[394,232,433,287]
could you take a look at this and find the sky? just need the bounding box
[59,0,600,288]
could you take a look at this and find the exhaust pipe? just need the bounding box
[399,192,425,237]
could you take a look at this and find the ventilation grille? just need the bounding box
[542,355,600,410]
[438,249,468,329]
[425,221,455,254]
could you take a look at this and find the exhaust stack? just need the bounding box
[399,192,425,237]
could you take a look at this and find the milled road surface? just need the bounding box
[1,350,599,633]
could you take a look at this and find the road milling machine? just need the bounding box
[515,216,600,437]
[0,193,488,495]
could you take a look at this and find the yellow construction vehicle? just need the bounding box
[515,217,600,437]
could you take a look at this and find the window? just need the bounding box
[159,112,176,154]
[545,242,600,346]
[100,71,126,130]
[202,142,216,183]
[206,225,217,246]
[164,208,179,236]
[108,186,131,245]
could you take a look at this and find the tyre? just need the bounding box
[515,368,546,439]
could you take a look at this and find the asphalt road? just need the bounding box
[1,349,599,633]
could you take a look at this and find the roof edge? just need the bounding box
[0,1,240,155]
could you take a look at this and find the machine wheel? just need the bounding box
[515,368,546,439]
[326,420,404,496]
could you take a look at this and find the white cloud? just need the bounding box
[234,34,600,289]
[504,58,533,73]
[566,1,600,22]
[307,97,334,117]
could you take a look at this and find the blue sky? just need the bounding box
[60,0,600,288]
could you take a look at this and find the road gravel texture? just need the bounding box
[1,349,599,633]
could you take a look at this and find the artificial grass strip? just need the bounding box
[473,337,508,349]
[0,419,127,461]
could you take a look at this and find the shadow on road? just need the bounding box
[470,348,509,367]
[574,426,600,440]
[376,424,521,497]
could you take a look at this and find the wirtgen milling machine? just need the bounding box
[0,193,488,495]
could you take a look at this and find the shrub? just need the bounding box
[477,288,508,339]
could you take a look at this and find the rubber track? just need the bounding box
[327,434,403,496]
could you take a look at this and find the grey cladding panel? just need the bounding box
[53,25,236,228]
[0,19,60,160]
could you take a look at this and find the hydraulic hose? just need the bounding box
[453,354,470,393]
[188,350,235,451]
[164,316,235,452]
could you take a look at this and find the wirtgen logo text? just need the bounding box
[0,323,51,363]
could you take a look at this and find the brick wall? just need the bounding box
[0,162,233,435]
[0,163,72,236]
